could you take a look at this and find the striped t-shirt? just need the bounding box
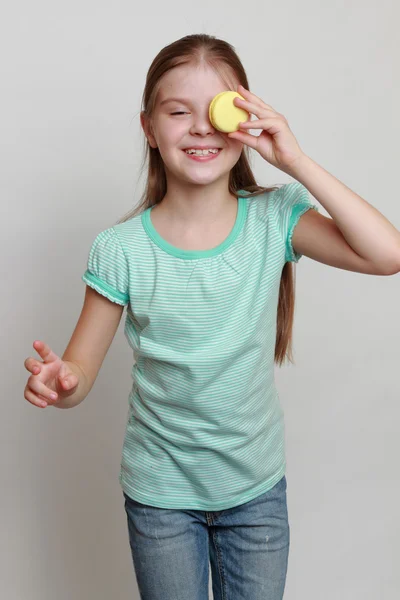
[82,181,319,510]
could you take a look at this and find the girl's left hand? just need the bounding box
[228,84,306,174]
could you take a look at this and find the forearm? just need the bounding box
[288,154,400,271]
[53,360,91,409]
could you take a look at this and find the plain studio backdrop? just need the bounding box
[2,1,399,599]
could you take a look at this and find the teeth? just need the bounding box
[185,148,219,155]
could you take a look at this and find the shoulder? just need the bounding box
[256,182,313,230]
[86,210,145,256]
[269,182,310,212]
[242,182,311,220]
[112,210,146,246]
[242,185,284,223]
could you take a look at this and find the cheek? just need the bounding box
[224,140,245,160]
[220,131,241,148]
[159,126,185,149]
[227,135,244,149]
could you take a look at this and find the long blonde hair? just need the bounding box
[117,33,298,367]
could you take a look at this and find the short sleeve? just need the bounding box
[274,181,319,263]
[81,227,129,305]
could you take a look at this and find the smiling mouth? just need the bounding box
[182,149,222,158]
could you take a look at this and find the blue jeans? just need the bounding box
[123,474,290,599]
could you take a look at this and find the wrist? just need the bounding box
[54,360,90,409]
[284,153,312,179]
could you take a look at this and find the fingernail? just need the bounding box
[50,393,57,400]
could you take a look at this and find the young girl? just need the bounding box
[24,34,400,600]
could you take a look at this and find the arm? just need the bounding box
[56,285,124,409]
[288,155,400,275]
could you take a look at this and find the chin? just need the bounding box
[182,170,229,185]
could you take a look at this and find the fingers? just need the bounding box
[24,387,49,408]
[24,341,62,409]
[57,372,78,392]
[24,357,42,375]
[233,96,260,118]
[25,376,58,408]
[237,85,277,112]
[237,118,264,129]
[29,375,58,402]
[24,339,59,377]
[32,340,59,364]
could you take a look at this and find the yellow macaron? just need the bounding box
[209,91,250,133]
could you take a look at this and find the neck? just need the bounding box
[155,178,238,226]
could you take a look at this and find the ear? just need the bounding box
[140,111,158,149]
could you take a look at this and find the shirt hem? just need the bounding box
[81,270,129,305]
[119,464,286,511]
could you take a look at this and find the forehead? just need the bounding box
[156,63,238,105]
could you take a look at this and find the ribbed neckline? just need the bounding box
[141,193,248,259]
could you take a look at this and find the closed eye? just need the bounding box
[171,112,188,115]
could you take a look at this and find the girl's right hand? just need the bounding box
[24,340,79,408]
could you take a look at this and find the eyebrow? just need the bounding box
[159,97,192,106]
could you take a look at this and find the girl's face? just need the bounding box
[141,64,244,187]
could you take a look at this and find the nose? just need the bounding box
[189,107,216,136]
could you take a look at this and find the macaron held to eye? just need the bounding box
[209,91,250,133]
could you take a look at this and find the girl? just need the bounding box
[24,34,400,600]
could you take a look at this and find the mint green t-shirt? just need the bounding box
[82,181,319,510]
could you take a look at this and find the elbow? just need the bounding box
[382,259,400,276]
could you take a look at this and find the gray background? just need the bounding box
[3,1,400,598]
